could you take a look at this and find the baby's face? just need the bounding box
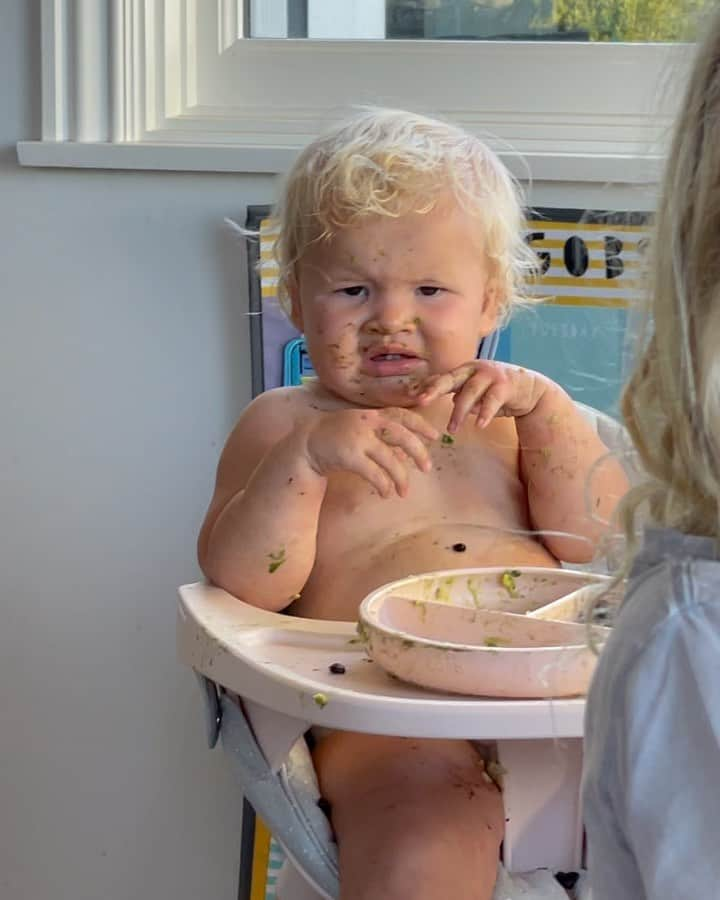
[290,199,500,408]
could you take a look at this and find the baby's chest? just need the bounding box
[322,441,520,527]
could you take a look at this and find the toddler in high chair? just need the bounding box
[582,7,720,899]
[199,107,627,900]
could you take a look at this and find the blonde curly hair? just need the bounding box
[609,4,720,585]
[270,107,539,325]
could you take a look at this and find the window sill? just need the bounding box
[16,140,663,183]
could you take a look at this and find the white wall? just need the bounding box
[0,4,277,899]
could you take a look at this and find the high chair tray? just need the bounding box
[178,580,587,740]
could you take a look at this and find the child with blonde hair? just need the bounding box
[200,107,627,900]
[582,8,720,898]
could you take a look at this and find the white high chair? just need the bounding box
[181,207,638,898]
[179,589,588,899]
[178,403,626,900]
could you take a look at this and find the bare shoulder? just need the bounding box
[213,380,347,493]
[236,384,312,429]
[197,386,318,559]
[217,385,315,478]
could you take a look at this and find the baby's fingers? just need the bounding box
[354,455,395,498]
[385,408,440,443]
[378,421,433,473]
[414,365,477,405]
[448,373,494,432]
[473,385,511,428]
[366,443,411,497]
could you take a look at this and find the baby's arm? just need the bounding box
[198,390,327,610]
[416,362,628,562]
[515,380,628,562]
[198,390,438,610]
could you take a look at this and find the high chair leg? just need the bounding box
[498,738,584,875]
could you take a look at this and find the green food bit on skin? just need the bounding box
[440,433,455,446]
[312,692,328,708]
[268,547,286,574]
[485,761,508,787]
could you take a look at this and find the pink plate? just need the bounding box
[359,567,612,699]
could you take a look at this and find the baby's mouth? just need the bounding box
[362,347,425,377]
[371,352,418,362]
[366,343,422,361]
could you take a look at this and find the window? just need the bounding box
[251,0,711,42]
[18,0,701,180]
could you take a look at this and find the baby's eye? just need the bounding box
[418,286,444,297]
[337,285,367,297]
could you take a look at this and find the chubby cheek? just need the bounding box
[307,320,362,374]
[425,324,480,370]
[305,304,357,341]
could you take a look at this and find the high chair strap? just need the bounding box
[216,691,339,899]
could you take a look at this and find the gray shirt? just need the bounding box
[582,528,720,900]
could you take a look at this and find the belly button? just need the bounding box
[452,543,467,553]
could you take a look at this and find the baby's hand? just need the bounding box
[303,408,439,498]
[414,361,545,433]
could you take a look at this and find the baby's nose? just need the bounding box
[367,291,416,333]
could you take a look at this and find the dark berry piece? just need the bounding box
[555,872,579,890]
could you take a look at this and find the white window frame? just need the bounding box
[17,0,691,182]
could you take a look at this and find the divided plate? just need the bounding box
[359,567,615,698]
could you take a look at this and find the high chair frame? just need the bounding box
[179,206,635,898]
[178,580,589,899]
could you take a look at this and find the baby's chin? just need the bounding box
[349,379,422,408]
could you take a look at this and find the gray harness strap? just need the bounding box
[197,675,339,898]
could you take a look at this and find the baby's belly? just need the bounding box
[292,523,559,621]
